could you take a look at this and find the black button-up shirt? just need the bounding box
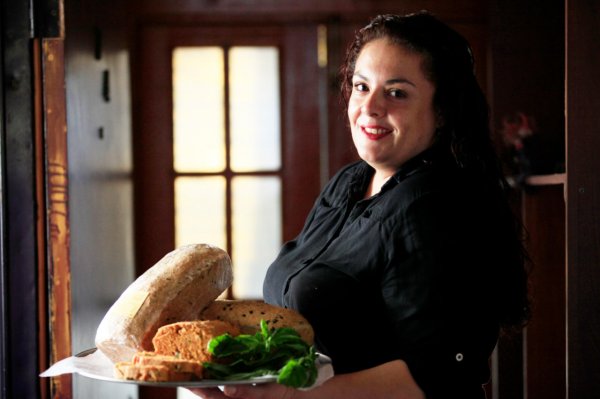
[264,147,514,398]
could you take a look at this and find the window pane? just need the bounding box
[231,176,282,298]
[175,176,226,249]
[229,47,281,172]
[172,47,225,172]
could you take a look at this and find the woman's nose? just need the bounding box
[361,91,385,116]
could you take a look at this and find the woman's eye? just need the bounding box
[389,89,407,99]
[353,83,368,92]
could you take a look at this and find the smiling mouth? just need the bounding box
[361,126,392,140]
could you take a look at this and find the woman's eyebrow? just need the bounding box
[386,78,416,87]
[352,72,369,81]
[352,72,416,87]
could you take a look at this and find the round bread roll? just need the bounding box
[199,299,314,344]
[95,243,232,363]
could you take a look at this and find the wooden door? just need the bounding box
[133,24,322,297]
[133,21,323,399]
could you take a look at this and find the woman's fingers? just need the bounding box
[222,383,297,399]
[186,383,297,399]
[185,387,228,399]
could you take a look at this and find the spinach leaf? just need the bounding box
[203,320,318,388]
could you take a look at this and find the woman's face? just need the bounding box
[348,38,438,177]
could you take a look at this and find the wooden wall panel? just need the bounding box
[281,25,322,239]
[133,25,175,276]
[42,38,73,399]
[34,38,50,399]
[488,2,566,396]
[566,0,600,397]
[522,185,566,399]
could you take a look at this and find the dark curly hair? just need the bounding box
[341,11,531,330]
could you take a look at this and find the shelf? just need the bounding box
[507,173,566,188]
[525,173,566,186]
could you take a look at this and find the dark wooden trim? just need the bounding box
[0,0,40,396]
[131,0,487,25]
[565,0,600,396]
[33,37,50,399]
[0,49,5,399]
[326,22,362,175]
[133,25,176,277]
[134,28,175,394]
[522,185,566,399]
[281,24,321,239]
[42,38,73,399]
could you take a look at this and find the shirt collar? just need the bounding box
[348,144,453,199]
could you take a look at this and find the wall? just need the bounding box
[64,0,136,397]
[488,0,565,175]
[488,1,566,398]
[565,0,600,396]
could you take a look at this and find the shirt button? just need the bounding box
[455,353,464,362]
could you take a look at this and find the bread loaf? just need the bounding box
[95,244,233,363]
[114,361,195,382]
[152,320,240,363]
[132,351,204,379]
[200,300,314,344]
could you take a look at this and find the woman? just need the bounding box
[191,11,529,399]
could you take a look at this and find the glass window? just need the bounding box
[229,47,281,172]
[231,176,282,298]
[172,47,226,172]
[175,176,227,250]
[172,45,282,301]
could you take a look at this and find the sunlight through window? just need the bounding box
[172,47,226,172]
[229,47,281,172]
[172,45,282,301]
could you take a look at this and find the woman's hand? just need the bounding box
[186,360,424,399]
[187,383,297,399]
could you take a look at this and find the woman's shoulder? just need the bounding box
[392,162,507,222]
[390,160,460,201]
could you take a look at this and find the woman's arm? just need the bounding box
[188,360,425,399]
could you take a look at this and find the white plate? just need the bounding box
[42,347,333,389]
